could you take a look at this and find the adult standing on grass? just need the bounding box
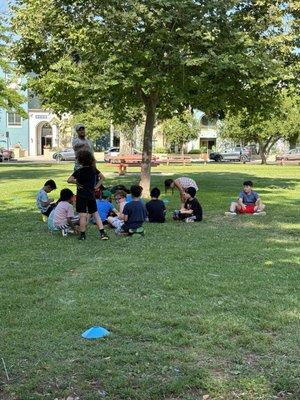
[72,124,94,170]
[165,177,199,206]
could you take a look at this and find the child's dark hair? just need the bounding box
[44,179,57,189]
[77,149,95,166]
[151,187,160,198]
[185,186,196,197]
[164,179,174,188]
[115,190,127,199]
[130,185,143,198]
[243,180,253,187]
[59,188,74,201]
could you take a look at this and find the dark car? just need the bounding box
[210,147,250,163]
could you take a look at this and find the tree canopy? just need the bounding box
[10,0,299,192]
[220,91,300,163]
[0,22,26,116]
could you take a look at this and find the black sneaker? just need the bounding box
[78,234,86,241]
[100,231,109,240]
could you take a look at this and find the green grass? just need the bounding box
[0,162,299,400]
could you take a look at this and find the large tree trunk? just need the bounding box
[139,93,158,196]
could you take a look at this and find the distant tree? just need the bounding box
[162,111,200,155]
[221,92,300,164]
[0,22,26,116]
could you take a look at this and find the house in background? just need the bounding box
[0,64,62,156]
[0,68,29,152]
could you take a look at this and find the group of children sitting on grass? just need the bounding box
[36,149,265,240]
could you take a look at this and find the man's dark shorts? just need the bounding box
[76,196,97,214]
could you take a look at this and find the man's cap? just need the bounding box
[75,123,85,132]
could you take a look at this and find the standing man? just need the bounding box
[72,124,94,170]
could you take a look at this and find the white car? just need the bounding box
[52,148,76,161]
[104,147,141,162]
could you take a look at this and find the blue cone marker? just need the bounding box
[81,326,110,339]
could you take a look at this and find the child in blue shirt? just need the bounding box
[36,179,57,217]
[226,180,266,216]
[96,190,118,225]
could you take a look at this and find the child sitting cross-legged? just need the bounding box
[146,187,166,223]
[119,185,147,234]
[107,190,127,232]
[95,189,119,225]
[173,187,203,222]
[225,180,266,216]
[54,188,79,236]
[36,179,57,217]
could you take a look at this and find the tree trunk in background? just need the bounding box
[289,133,299,149]
[119,131,132,154]
[259,142,267,164]
[139,93,157,197]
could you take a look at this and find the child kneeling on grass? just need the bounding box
[67,150,109,241]
[54,188,79,236]
[119,185,147,234]
[173,187,203,222]
[225,180,266,216]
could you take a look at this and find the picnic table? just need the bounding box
[109,154,160,175]
[159,155,192,165]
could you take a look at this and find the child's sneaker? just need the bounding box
[78,233,86,240]
[100,231,109,240]
[185,217,195,223]
[253,211,266,216]
[225,212,237,216]
[61,228,68,237]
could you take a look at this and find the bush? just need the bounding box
[188,149,201,154]
[154,147,168,153]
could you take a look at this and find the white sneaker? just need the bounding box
[253,211,266,216]
[225,212,237,216]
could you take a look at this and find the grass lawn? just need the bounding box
[0,162,299,400]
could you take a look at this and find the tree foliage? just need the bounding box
[221,91,300,163]
[10,0,299,191]
[162,111,200,154]
[0,21,26,116]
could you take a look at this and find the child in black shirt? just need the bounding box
[146,187,166,223]
[174,186,203,222]
[67,150,108,240]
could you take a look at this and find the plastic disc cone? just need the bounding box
[81,326,110,339]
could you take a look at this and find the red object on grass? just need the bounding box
[238,204,255,214]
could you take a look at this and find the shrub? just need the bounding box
[188,149,201,154]
[154,147,168,153]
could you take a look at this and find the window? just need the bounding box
[7,112,22,127]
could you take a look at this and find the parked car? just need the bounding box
[104,147,141,162]
[276,147,300,162]
[0,147,14,162]
[52,148,76,161]
[210,147,250,163]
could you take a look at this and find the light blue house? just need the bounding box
[0,67,29,151]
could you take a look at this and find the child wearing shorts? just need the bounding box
[54,188,79,236]
[226,180,266,216]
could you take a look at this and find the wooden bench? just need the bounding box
[159,155,192,166]
[109,155,160,175]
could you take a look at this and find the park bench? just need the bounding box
[159,155,192,166]
[109,154,160,175]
